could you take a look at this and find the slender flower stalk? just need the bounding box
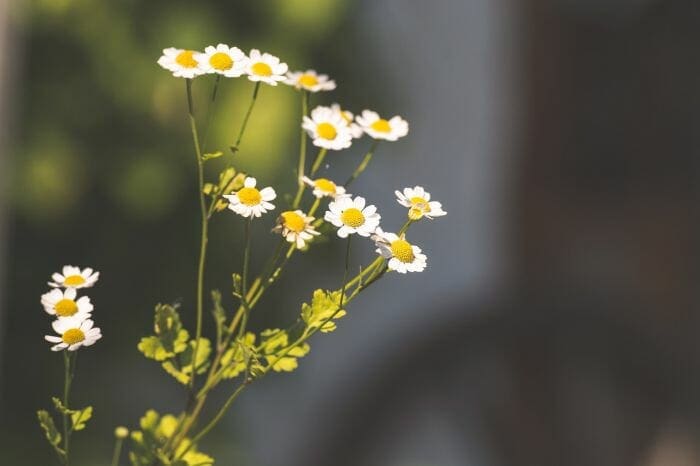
[62,351,77,465]
[292,90,309,208]
[187,79,208,393]
[309,148,328,176]
[345,140,378,187]
[231,82,261,153]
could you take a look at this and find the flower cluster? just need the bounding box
[158,44,289,85]
[42,266,102,351]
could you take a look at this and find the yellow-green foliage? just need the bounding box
[129,410,213,466]
[301,289,346,333]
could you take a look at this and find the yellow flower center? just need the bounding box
[391,239,415,263]
[314,178,336,194]
[62,328,85,345]
[281,211,306,233]
[317,122,337,140]
[298,74,319,88]
[251,62,272,76]
[63,275,86,286]
[210,52,233,71]
[371,118,391,133]
[410,196,431,212]
[237,187,262,206]
[175,50,198,68]
[340,208,365,228]
[55,299,78,317]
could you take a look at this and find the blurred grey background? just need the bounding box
[1,0,699,465]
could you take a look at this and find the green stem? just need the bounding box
[62,351,71,466]
[345,140,378,187]
[110,437,124,466]
[231,82,261,154]
[309,148,328,177]
[180,382,248,459]
[238,218,253,338]
[201,75,221,153]
[398,219,413,236]
[187,79,208,393]
[307,198,321,217]
[292,91,309,208]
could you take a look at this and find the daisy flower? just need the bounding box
[41,288,93,320]
[197,43,247,77]
[373,228,427,273]
[302,176,347,199]
[245,49,288,86]
[355,110,409,141]
[395,186,447,220]
[223,177,276,218]
[157,48,206,79]
[49,266,100,289]
[331,103,363,139]
[325,196,381,238]
[273,210,320,248]
[302,105,353,151]
[45,317,102,352]
[284,70,336,92]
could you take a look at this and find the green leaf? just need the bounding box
[211,290,226,330]
[37,410,62,447]
[301,289,347,333]
[51,396,70,415]
[220,332,257,379]
[138,304,190,361]
[201,151,223,161]
[161,338,212,385]
[71,406,93,431]
[259,329,310,373]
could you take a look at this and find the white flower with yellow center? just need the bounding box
[197,43,247,77]
[355,110,409,141]
[49,266,100,289]
[284,70,336,92]
[302,106,353,150]
[301,176,347,199]
[395,186,447,220]
[331,103,363,139]
[157,48,206,79]
[45,317,102,352]
[223,177,276,218]
[373,228,427,273]
[273,210,320,248]
[41,288,93,320]
[244,49,288,86]
[325,196,380,238]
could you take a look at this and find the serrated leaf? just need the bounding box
[37,410,62,448]
[259,329,310,373]
[301,289,347,333]
[220,333,257,379]
[52,397,71,415]
[161,361,190,385]
[202,183,217,195]
[71,406,93,431]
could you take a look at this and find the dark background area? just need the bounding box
[1,1,699,465]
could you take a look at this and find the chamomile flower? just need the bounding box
[373,228,427,273]
[223,177,276,218]
[45,317,102,352]
[325,196,380,238]
[49,266,100,289]
[395,186,447,220]
[302,105,353,150]
[284,70,336,92]
[273,210,320,248]
[157,48,206,79]
[331,104,363,138]
[197,44,247,77]
[355,110,409,141]
[41,288,93,320]
[245,49,288,86]
[302,176,347,199]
